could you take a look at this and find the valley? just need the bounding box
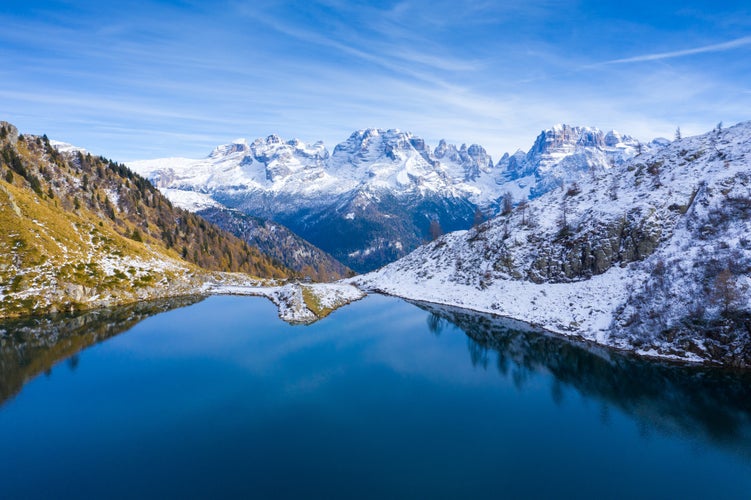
[2,119,750,367]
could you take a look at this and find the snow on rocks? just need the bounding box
[353,237,643,345]
[204,281,365,324]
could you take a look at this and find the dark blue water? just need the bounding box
[1,294,750,499]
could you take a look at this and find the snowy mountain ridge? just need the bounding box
[497,124,667,200]
[355,121,751,366]
[129,125,660,272]
[130,128,501,206]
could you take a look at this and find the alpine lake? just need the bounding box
[1,294,750,499]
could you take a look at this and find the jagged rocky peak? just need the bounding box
[209,138,249,158]
[433,139,451,158]
[457,144,494,181]
[499,123,657,189]
[604,130,625,147]
[531,124,647,157]
[497,149,526,168]
[464,144,493,168]
[409,136,428,152]
[576,128,605,148]
[265,134,283,145]
[332,128,420,164]
[531,124,600,155]
[246,134,329,167]
[434,140,489,160]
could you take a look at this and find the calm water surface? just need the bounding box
[1,294,750,499]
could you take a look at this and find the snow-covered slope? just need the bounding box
[356,122,751,366]
[129,125,657,272]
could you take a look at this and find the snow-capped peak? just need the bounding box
[497,123,663,199]
[209,139,250,159]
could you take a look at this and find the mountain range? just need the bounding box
[130,125,665,272]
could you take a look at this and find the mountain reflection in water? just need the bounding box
[0,296,205,406]
[415,300,751,460]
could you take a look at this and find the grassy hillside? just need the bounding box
[0,121,292,318]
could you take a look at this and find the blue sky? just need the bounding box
[1,0,750,161]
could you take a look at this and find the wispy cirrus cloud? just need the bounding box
[601,35,751,65]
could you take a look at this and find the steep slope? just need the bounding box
[130,125,656,272]
[196,206,353,281]
[0,121,292,319]
[356,122,751,366]
[144,188,353,281]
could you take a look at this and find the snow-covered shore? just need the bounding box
[205,280,365,324]
[352,249,639,344]
[352,265,702,364]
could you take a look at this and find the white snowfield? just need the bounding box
[354,121,751,365]
[161,189,221,211]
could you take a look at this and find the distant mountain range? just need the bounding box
[130,125,667,272]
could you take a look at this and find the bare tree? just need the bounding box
[712,267,745,315]
[501,192,514,216]
[429,219,444,241]
[517,200,529,226]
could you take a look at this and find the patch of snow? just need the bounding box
[163,189,223,211]
[50,140,87,154]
